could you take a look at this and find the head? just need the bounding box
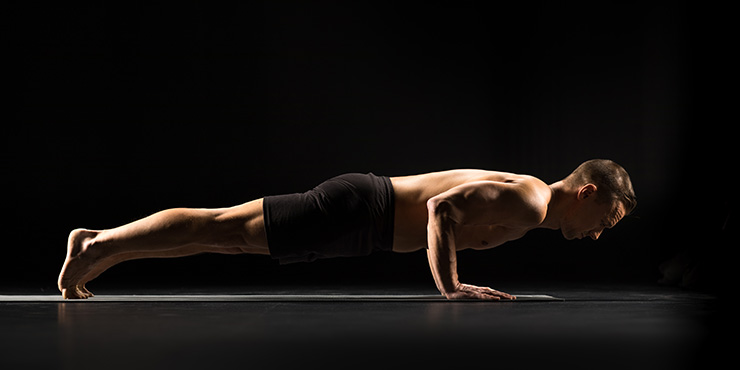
[558,159,637,240]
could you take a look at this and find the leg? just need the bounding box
[59,199,268,299]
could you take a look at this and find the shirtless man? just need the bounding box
[59,159,636,300]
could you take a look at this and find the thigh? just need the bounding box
[213,198,269,254]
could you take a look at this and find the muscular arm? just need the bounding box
[426,198,460,294]
[426,180,546,300]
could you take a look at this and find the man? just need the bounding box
[59,159,636,300]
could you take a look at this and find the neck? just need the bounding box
[540,181,572,230]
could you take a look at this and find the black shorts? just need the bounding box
[263,173,395,264]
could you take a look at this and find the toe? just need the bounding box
[80,285,94,298]
[75,285,90,299]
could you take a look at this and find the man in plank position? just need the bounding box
[59,159,636,300]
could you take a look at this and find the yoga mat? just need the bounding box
[0,294,563,302]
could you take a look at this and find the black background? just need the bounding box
[5,1,731,293]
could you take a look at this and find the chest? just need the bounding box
[455,224,529,250]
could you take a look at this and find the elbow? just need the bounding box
[427,197,456,223]
[427,196,449,216]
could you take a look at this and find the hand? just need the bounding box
[445,283,516,301]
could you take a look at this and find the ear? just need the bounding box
[577,184,597,201]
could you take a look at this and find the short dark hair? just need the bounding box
[564,159,637,214]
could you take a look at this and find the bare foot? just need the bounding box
[58,229,101,299]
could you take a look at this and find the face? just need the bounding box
[561,185,626,241]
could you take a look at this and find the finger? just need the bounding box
[447,291,498,300]
[463,286,506,300]
[495,291,514,299]
[477,292,500,300]
[485,288,515,300]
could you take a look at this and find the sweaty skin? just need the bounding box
[59,169,626,300]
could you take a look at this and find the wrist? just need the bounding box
[440,281,462,295]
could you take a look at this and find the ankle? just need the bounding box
[77,230,104,258]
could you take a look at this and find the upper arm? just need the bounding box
[427,179,548,227]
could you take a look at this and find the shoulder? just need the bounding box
[501,176,550,226]
[514,175,551,202]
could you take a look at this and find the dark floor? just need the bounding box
[0,283,723,370]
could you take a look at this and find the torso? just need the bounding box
[389,169,547,253]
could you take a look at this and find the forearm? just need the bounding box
[427,245,459,295]
[426,202,460,295]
